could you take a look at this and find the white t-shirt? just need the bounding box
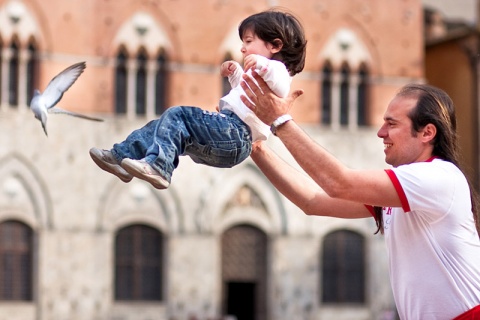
[381,158,480,319]
[220,54,291,142]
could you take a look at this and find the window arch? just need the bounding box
[26,40,38,105]
[357,63,369,126]
[222,52,234,96]
[0,220,33,301]
[114,45,170,117]
[0,37,3,104]
[115,47,128,115]
[9,40,20,107]
[155,48,168,115]
[321,61,333,125]
[320,59,370,129]
[339,63,350,126]
[114,224,164,301]
[321,229,365,303]
[135,48,148,115]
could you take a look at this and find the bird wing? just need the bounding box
[48,106,104,122]
[42,61,86,109]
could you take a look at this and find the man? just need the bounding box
[240,71,480,319]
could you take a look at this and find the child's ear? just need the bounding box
[270,39,283,53]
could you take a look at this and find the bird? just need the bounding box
[29,61,103,136]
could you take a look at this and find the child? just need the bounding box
[90,9,307,189]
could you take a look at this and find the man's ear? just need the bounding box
[270,38,283,53]
[422,123,437,143]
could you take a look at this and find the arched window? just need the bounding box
[321,229,365,303]
[115,47,128,114]
[321,61,333,125]
[339,63,350,126]
[357,63,369,126]
[0,37,3,104]
[155,48,168,115]
[135,49,148,115]
[9,40,20,107]
[222,52,234,96]
[26,40,38,104]
[115,224,163,301]
[0,220,33,300]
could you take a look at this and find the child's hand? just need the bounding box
[221,61,237,77]
[243,55,257,72]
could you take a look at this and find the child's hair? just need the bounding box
[238,9,307,77]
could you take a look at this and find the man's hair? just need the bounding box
[238,8,307,77]
[374,84,480,235]
[400,84,458,163]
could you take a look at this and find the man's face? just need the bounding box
[377,96,430,167]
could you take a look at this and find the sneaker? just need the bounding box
[89,148,133,183]
[121,158,170,190]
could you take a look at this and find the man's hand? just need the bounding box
[240,71,303,125]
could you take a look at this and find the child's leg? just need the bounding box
[142,106,252,183]
[89,119,160,183]
[89,148,133,182]
[111,119,159,162]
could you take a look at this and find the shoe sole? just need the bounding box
[89,149,133,183]
[121,159,169,190]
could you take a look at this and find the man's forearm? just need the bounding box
[250,141,371,218]
[250,142,324,213]
[274,119,351,199]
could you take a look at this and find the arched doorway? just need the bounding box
[221,224,267,320]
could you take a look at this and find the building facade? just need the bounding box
[0,0,424,319]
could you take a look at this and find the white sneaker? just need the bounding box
[121,158,170,190]
[89,148,133,183]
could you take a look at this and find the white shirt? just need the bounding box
[383,158,480,319]
[219,54,291,142]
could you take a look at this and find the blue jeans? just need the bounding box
[111,107,252,183]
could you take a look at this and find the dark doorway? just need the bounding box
[222,224,267,320]
[226,281,255,320]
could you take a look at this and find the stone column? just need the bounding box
[146,59,156,119]
[331,72,341,130]
[127,59,137,119]
[348,73,359,131]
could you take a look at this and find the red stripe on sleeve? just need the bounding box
[364,205,375,218]
[385,169,411,212]
[453,305,480,320]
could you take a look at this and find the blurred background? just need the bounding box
[0,0,477,319]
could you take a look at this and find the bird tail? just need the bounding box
[48,107,104,122]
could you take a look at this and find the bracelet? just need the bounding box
[270,114,293,136]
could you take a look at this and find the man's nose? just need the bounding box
[377,124,387,138]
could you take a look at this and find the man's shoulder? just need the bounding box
[394,158,463,182]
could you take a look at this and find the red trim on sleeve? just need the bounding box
[364,205,375,218]
[453,305,480,320]
[385,169,411,212]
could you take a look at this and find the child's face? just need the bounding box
[240,29,275,59]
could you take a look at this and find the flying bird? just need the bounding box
[30,61,103,136]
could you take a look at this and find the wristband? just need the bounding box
[270,114,293,136]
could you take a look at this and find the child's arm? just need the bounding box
[221,60,243,88]
[244,54,291,98]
